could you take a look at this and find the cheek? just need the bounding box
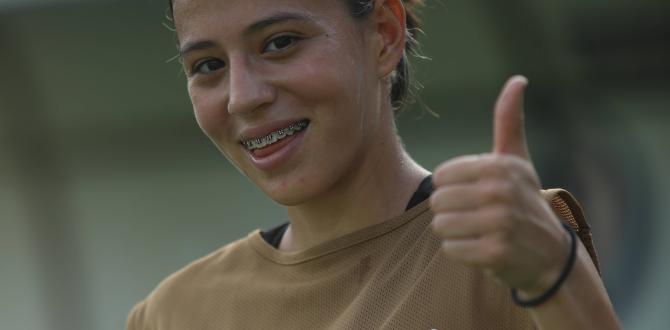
[289,52,366,121]
[189,86,229,141]
[290,63,341,100]
[188,86,245,171]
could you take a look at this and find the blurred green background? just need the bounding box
[1,0,668,329]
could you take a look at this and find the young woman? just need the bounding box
[127,0,621,328]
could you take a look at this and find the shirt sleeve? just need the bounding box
[542,188,601,274]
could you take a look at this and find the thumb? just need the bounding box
[493,75,530,159]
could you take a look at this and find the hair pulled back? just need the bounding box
[348,0,424,111]
[168,0,424,110]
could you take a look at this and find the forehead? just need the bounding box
[172,0,351,43]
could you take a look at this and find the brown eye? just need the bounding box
[263,35,300,53]
[192,59,226,75]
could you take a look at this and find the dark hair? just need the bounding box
[348,0,424,111]
[167,0,424,111]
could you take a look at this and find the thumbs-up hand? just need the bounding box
[430,76,570,296]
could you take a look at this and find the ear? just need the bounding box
[371,0,407,78]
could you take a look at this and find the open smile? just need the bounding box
[240,119,310,171]
[242,119,309,151]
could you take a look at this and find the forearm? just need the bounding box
[520,242,622,330]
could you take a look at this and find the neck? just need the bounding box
[280,128,429,252]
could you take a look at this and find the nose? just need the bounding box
[227,58,275,116]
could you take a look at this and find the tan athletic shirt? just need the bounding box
[127,189,599,330]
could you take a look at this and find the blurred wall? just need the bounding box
[1,0,668,329]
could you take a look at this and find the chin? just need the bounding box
[254,170,331,207]
[261,183,313,207]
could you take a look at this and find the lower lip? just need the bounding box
[246,128,307,171]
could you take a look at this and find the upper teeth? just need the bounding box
[243,120,308,150]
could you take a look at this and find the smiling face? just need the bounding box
[173,0,400,205]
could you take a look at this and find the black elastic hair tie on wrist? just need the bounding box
[512,222,577,307]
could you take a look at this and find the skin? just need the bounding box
[432,77,621,328]
[173,0,429,250]
[173,0,621,328]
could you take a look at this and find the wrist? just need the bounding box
[520,224,572,297]
[512,222,577,307]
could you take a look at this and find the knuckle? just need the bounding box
[440,241,457,258]
[507,157,541,187]
[431,214,451,234]
[429,188,446,210]
[503,154,528,170]
[435,156,466,179]
[433,163,450,185]
[499,156,530,180]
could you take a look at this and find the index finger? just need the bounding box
[432,154,537,187]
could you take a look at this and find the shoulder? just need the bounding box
[541,188,600,272]
[125,234,257,330]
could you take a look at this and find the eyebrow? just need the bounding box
[246,12,313,34]
[179,40,217,58]
[179,12,314,57]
